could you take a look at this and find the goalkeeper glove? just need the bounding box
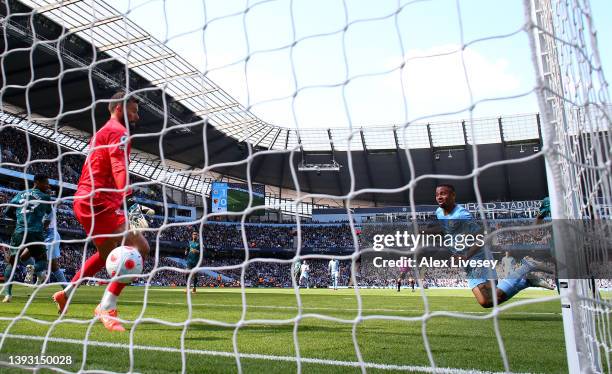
[126,195,155,231]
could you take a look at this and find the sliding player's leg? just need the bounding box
[471,257,554,308]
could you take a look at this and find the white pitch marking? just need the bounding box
[0,333,530,374]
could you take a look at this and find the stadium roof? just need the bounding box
[6,0,544,151]
[0,0,550,206]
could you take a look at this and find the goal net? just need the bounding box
[530,0,612,372]
[0,0,610,373]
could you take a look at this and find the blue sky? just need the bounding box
[106,0,612,129]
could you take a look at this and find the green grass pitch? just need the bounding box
[0,286,567,373]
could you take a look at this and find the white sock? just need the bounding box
[100,290,118,310]
[35,272,47,285]
[63,283,75,296]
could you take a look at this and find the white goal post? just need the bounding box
[529,0,611,372]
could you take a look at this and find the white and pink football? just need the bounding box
[106,245,143,283]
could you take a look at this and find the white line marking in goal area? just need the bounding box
[120,300,560,316]
[0,333,527,374]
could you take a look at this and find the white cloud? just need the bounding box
[399,45,522,118]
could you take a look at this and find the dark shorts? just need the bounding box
[9,231,46,257]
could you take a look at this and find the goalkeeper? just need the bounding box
[1,174,52,303]
[53,91,153,332]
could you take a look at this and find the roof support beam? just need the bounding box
[498,117,512,201]
[151,71,199,85]
[171,88,219,101]
[360,129,377,206]
[236,123,265,143]
[251,126,276,148]
[393,126,411,204]
[329,128,345,204]
[98,36,151,52]
[193,103,239,116]
[71,15,125,33]
[278,133,290,220]
[268,128,282,150]
[127,53,175,68]
[34,0,84,13]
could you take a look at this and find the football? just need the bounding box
[105,245,144,283]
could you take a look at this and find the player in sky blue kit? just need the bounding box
[1,174,52,303]
[299,260,310,288]
[292,258,301,283]
[328,258,340,290]
[44,201,68,288]
[435,184,553,308]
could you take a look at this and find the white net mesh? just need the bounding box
[529,0,612,372]
[0,0,610,373]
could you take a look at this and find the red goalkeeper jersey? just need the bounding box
[75,118,131,209]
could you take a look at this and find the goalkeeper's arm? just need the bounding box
[126,195,155,230]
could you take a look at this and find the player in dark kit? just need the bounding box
[2,174,52,302]
[52,92,153,331]
[185,231,201,293]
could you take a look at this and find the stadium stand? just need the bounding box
[0,130,573,289]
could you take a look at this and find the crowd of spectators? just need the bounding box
[0,127,173,203]
[1,127,83,185]
[0,127,607,290]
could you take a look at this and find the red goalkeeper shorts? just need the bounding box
[73,198,126,246]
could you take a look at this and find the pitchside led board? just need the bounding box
[211,182,266,215]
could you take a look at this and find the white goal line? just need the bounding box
[0,333,530,374]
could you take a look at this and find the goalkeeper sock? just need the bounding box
[3,264,13,296]
[52,269,68,289]
[65,252,105,295]
[70,252,105,281]
[100,282,126,310]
